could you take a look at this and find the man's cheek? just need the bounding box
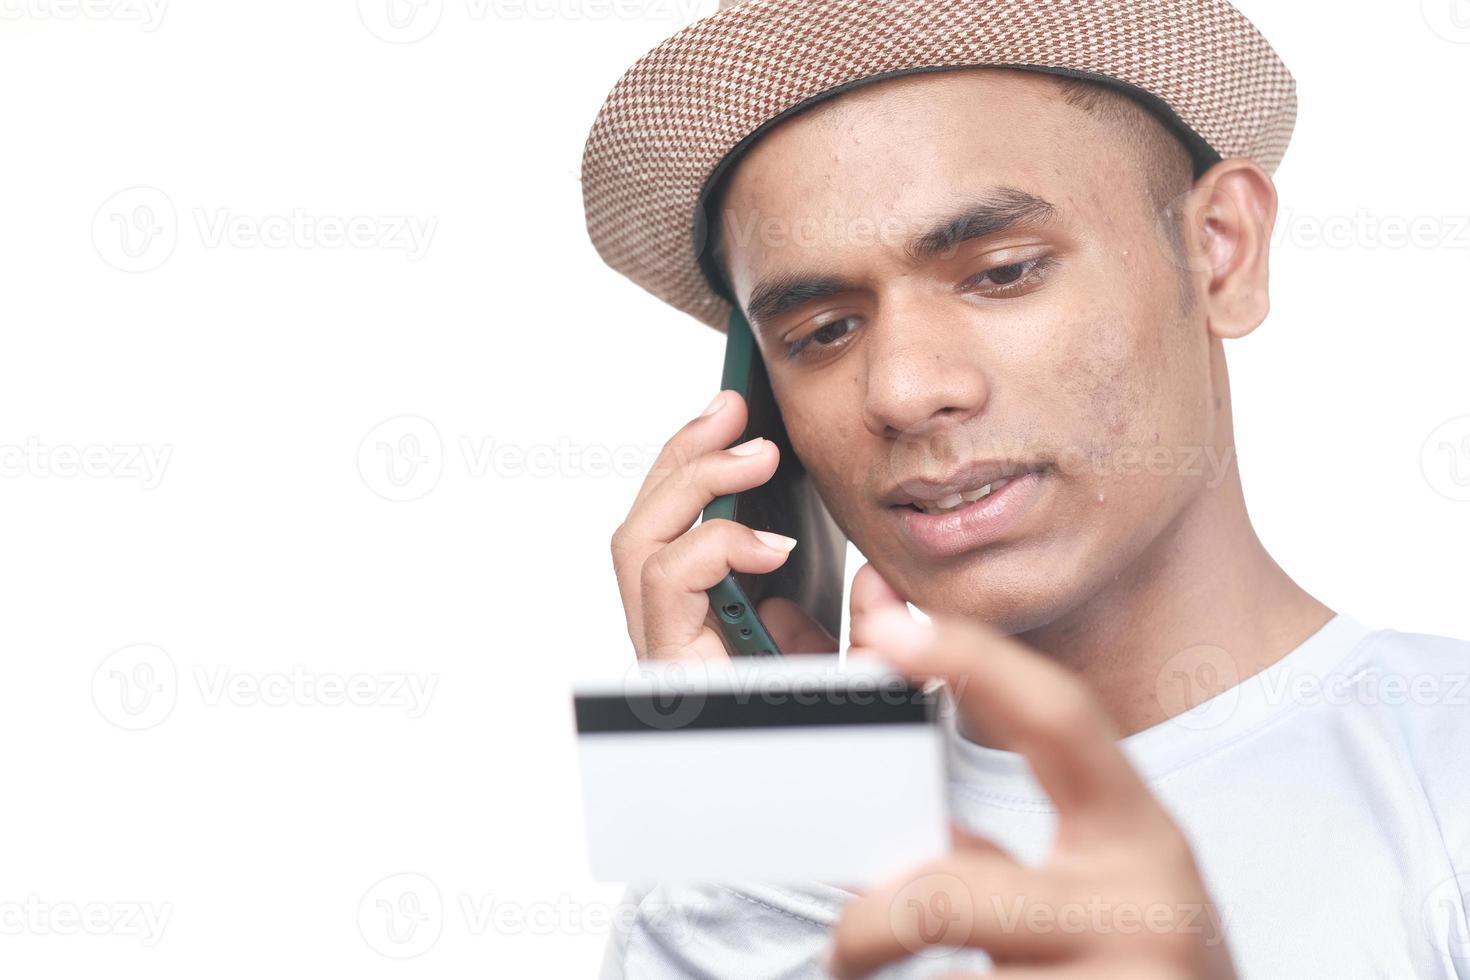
[809,455,872,530]
[1053,305,1171,443]
[783,420,867,519]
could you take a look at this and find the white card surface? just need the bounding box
[574,656,948,886]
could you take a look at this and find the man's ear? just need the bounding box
[1178,159,1278,341]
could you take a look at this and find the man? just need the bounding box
[582,1,1470,976]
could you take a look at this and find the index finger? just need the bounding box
[858,610,1152,832]
[631,389,749,511]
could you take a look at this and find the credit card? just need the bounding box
[573,655,948,885]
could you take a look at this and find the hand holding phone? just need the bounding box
[608,309,847,661]
[700,309,848,656]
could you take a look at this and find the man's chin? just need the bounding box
[880,551,1078,636]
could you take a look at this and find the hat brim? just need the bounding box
[582,0,1297,331]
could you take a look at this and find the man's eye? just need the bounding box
[962,255,1054,295]
[785,316,859,360]
[989,261,1028,285]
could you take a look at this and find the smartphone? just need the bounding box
[700,308,848,656]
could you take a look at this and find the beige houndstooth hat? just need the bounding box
[582,0,1298,331]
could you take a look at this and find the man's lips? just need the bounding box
[879,459,1045,510]
[886,468,1048,559]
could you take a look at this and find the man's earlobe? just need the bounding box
[1185,160,1278,341]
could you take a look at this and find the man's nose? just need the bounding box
[860,300,991,442]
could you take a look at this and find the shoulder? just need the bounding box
[1351,623,1470,838]
[1364,622,1470,664]
[1354,624,1470,730]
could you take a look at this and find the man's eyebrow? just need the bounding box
[906,188,1059,262]
[742,188,1059,336]
[745,274,855,336]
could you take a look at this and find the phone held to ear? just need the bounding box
[700,309,848,656]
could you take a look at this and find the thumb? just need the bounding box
[849,561,910,649]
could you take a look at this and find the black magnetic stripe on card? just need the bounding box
[574,687,936,734]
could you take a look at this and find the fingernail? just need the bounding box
[699,392,727,418]
[727,437,766,456]
[752,530,797,552]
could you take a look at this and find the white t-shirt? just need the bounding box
[601,615,1470,979]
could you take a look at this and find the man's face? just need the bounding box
[717,68,1222,633]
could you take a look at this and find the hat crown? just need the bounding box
[584,0,1298,331]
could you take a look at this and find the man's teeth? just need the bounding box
[913,478,1012,515]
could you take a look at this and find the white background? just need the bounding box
[1,0,1467,976]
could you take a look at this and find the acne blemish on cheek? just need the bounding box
[1096,491,1106,505]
